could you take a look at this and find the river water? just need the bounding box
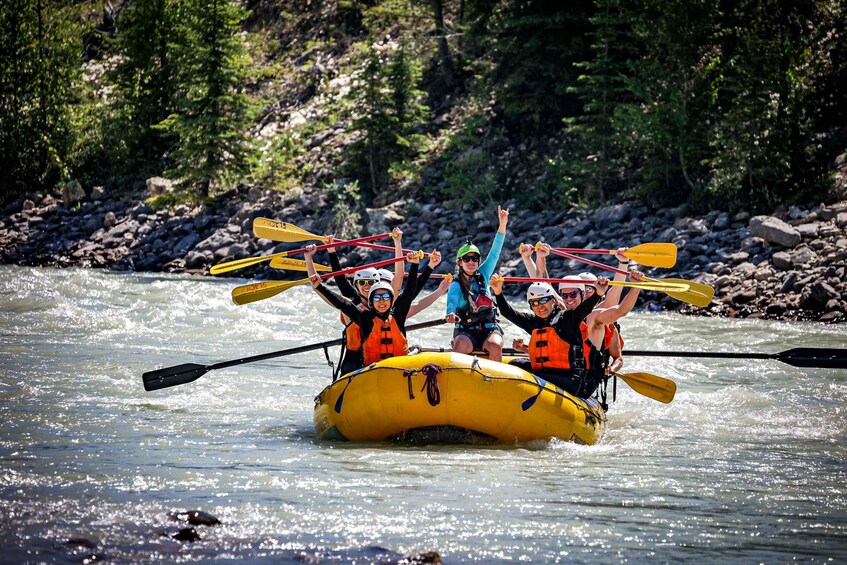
[1,265,845,563]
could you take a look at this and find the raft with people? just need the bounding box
[313,350,607,445]
[140,207,847,445]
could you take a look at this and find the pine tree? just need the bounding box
[156,0,256,198]
[0,0,82,202]
[108,0,178,176]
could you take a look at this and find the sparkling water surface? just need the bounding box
[1,265,845,563]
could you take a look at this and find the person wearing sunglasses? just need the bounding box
[445,205,510,362]
[314,228,404,377]
[305,246,442,369]
[490,275,609,398]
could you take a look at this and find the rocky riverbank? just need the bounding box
[2,179,846,323]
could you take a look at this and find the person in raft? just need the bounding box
[304,245,442,367]
[489,274,609,398]
[313,227,402,376]
[533,246,634,374]
[445,205,510,362]
[373,227,454,318]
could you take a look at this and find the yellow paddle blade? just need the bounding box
[623,243,678,268]
[210,252,289,275]
[252,218,329,243]
[268,257,332,272]
[231,279,309,305]
[608,280,690,292]
[615,371,677,403]
[647,276,715,307]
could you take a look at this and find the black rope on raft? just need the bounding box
[420,363,443,406]
[403,369,415,400]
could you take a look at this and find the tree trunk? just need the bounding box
[430,0,454,86]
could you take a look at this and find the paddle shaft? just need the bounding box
[497,276,686,291]
[317,253,426,281]
[624,347,847,369]
[205,318,447,372]
[277,232,392,259]
[549,248,629,276]
[143,318,448,390]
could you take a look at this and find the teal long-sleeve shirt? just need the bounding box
[446,231,506,316]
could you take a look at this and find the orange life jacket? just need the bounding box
[528,322,589,372]
[603,324,624,352]
[361,315,408,365]
[340,304,368,351]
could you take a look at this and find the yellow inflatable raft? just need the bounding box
[313,351,606,444]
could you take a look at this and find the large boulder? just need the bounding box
[61,180,85,206]
[366,201,407,233]
[146,176,174,197]
[749,216,801,247]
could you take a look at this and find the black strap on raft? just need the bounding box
[404,369,416,400]
[322,344,336,378]
[420,363,442,406]
[599,375,608,412]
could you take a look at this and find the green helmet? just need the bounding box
[456,241,481,259]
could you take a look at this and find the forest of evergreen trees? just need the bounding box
[1,0,845,213]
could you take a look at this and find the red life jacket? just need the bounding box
[361,315,408,365]
[528,322,589,372]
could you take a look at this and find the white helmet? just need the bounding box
[557,277,585,293]
[368,281,395,307]
[527,282,556,303]
[376,268,394,282]
[353,267,379,283]
[578,272,598,283]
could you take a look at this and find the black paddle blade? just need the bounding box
[778,348,847,369]
[143,363,208,391]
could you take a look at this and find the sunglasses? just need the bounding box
[356,279,378,287]
[528,296,554,308]
[584,287,596,294]
[372,293,392,302]
[561,290,581,300]
[460,255,481,263]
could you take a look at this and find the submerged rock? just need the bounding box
[169,509,222,526]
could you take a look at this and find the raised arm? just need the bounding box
[519,243,539,277]
[394,254,428,323]
[490,274,536,333]
[572,277,606,321]
[593,271,643,326]
[478,205,509,281]
[391,227,404,295]
[312,277,364,322]
[408,273,452,318]
[602,248,631,307]
[326,236,357,299]
[535,242,550,279]
[304,245,336,308]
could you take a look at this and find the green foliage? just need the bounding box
[565,0,845,211]
[144,191,197,210]
[106,0,179,178]
[345,36,430,200]
[251,129,307,193]
[0,1,84,202]
[463,0,595,135]
[323,179,362,240]
[155,0,258,198]
[439,102,504,207]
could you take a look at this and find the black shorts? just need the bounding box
[452,324,503,350]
